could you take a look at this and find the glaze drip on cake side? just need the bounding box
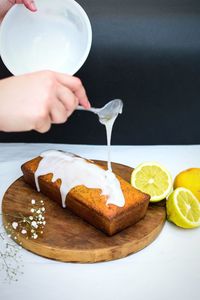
[34,150,125,208]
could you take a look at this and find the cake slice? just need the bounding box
[21,150,150,235]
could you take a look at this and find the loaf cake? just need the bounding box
[21,150,150,235]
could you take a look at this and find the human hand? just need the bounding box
[0,71,90,133]
[0,0,37,22]
[8,0,37,11]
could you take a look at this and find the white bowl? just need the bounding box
[0,0,92,75]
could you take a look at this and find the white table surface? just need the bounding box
[0,143,200,300]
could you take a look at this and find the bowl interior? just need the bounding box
[0,0,92,75]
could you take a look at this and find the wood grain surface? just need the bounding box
[2,160,166,263]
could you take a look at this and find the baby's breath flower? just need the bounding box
[31,199,36,205]
[12,222,18,230]
[31,221,37,228]
[0,198,46,281]
[0,226,23,282]
[31,221,37,227]
[32,233,38,239]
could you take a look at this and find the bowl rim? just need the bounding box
[0,0,92,75]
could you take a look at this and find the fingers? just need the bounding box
[35,115,51,133]
[55,73,90,109]
[30,71,89,133]
[50,99,69,124]
[56,83,78,112]
[50,83,80,124]
[37,83,79,128]
[10,0,37,12]
[22,0,37,11]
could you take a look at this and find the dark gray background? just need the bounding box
[0,0,200,145]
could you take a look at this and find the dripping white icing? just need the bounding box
[99,115,118,172]
[34,150,125,208]
[98,102,123,172]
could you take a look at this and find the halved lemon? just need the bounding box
[131,162,172,202]
[166,187,200,228]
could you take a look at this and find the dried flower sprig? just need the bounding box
[0,226,23,282]
[0,198,46,282]
[7,199,46,240]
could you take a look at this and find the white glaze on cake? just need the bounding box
[34,150,125,208]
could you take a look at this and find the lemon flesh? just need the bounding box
[131,162,172,202]
[167,187,200,228]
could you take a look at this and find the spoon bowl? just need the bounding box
[77,99,123,121]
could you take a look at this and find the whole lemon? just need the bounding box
[174,168,200,201]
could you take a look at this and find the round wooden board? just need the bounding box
[2,160,166,263]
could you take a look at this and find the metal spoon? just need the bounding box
[77,99,123,121]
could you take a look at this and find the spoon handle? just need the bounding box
[76,105,85,110]
[76,105,99,114]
